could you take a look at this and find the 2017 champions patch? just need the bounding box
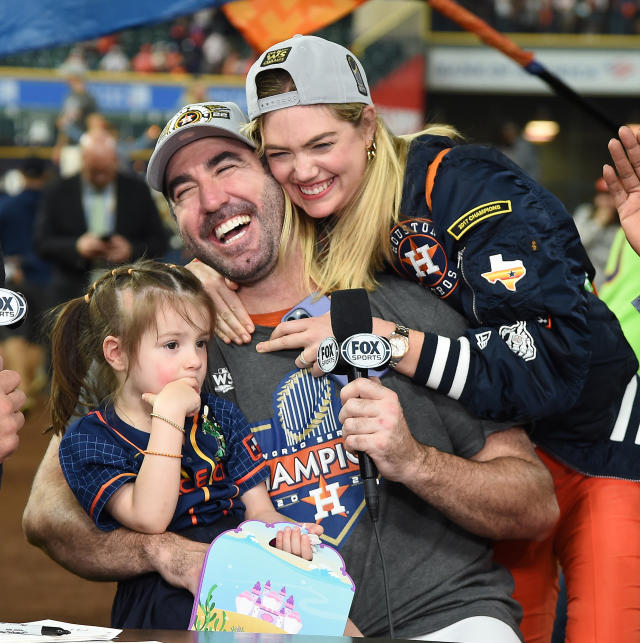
[389,218,459,299]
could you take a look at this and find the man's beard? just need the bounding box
[182,179,284,285]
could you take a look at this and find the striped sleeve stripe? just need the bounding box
[448,337,470,400]
[89,472,136,519]
[413,333,470,400]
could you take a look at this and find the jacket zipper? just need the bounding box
[457,248,482,325]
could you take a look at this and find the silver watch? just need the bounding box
[388,324,410,369]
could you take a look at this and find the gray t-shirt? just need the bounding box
[211,274,521,639]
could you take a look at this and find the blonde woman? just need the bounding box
[201,35,640,643]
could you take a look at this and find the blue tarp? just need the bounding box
[0,0,227,57]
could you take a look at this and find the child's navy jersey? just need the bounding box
[59,393,268,531]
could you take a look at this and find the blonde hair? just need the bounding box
[245,68,460,294]
[48,259,216,435]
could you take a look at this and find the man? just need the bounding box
[35,129,168,305]
[23,103,557,641]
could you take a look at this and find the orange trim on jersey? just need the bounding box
[91,410,146,456]
[89,472,136,519]
[189,506,197,526]
[425,148,451,212]
[250,309,290,328]
[235,460,267,486]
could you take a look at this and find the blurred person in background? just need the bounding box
[54,69,98,175]
[601,126,640,364]
[0,157,52,406]
[572,176,619,289]
[600,229,640,367]
[34,129,168,307]
[58,111,161,174]
[496,121,540,181]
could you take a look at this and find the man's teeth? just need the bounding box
[299,178,333,195]
[215,215,250,240]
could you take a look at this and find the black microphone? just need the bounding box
[329,289,387,522]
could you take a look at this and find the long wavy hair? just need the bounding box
[48,259,216,435]
[244,68,460,294]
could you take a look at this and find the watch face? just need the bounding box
[390,335,409,359]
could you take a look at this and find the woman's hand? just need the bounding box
[256,313,333,376]
[604,125,640,255]
[185,259,254,344]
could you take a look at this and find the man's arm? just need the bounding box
[338,377,559,541]
[22,434,207,594]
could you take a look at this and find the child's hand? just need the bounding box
[142,377,201,419]
[275,525,319,561]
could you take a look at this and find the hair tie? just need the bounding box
[111,268,117,276]
[84,293,90,303]
[128,268,134,275]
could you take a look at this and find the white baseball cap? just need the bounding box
[147,101,255,192]
[246,35,372,121]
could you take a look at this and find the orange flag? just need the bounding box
[223,0,367,53]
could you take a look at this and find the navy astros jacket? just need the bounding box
[390,135,638,477]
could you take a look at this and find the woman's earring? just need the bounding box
[367,138,377,162]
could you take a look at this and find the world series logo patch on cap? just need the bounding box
[261,47,292,67]
[346,55,368,97]
[160,104,232,143]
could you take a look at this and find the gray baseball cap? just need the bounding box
[147,101,255,192]
[246,34,372,121]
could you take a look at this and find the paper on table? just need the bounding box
[0,620,121,643]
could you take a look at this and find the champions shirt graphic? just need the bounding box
[250,369,366,548]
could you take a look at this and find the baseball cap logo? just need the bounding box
[346,55,368,97]
[261,47,292,67]
[176,110,202,128]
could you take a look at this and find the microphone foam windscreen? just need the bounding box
[330,289,372,342]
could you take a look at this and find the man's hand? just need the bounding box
[147,532,209,595]
[604,125,640,255]
[185,259,253,344]
[76,232,108,259]
[0,361,26,463]
[105,234,133,264]
[338,377,558,541]
[338,377,421,484]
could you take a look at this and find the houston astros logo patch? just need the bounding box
[389,218,459,299]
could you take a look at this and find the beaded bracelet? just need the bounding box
[144,449,182,459]
[150,412,185,433]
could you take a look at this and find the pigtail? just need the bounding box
[49,297,94,435]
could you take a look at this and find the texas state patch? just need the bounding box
[249,369,366,549]
[389,217,459,299]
